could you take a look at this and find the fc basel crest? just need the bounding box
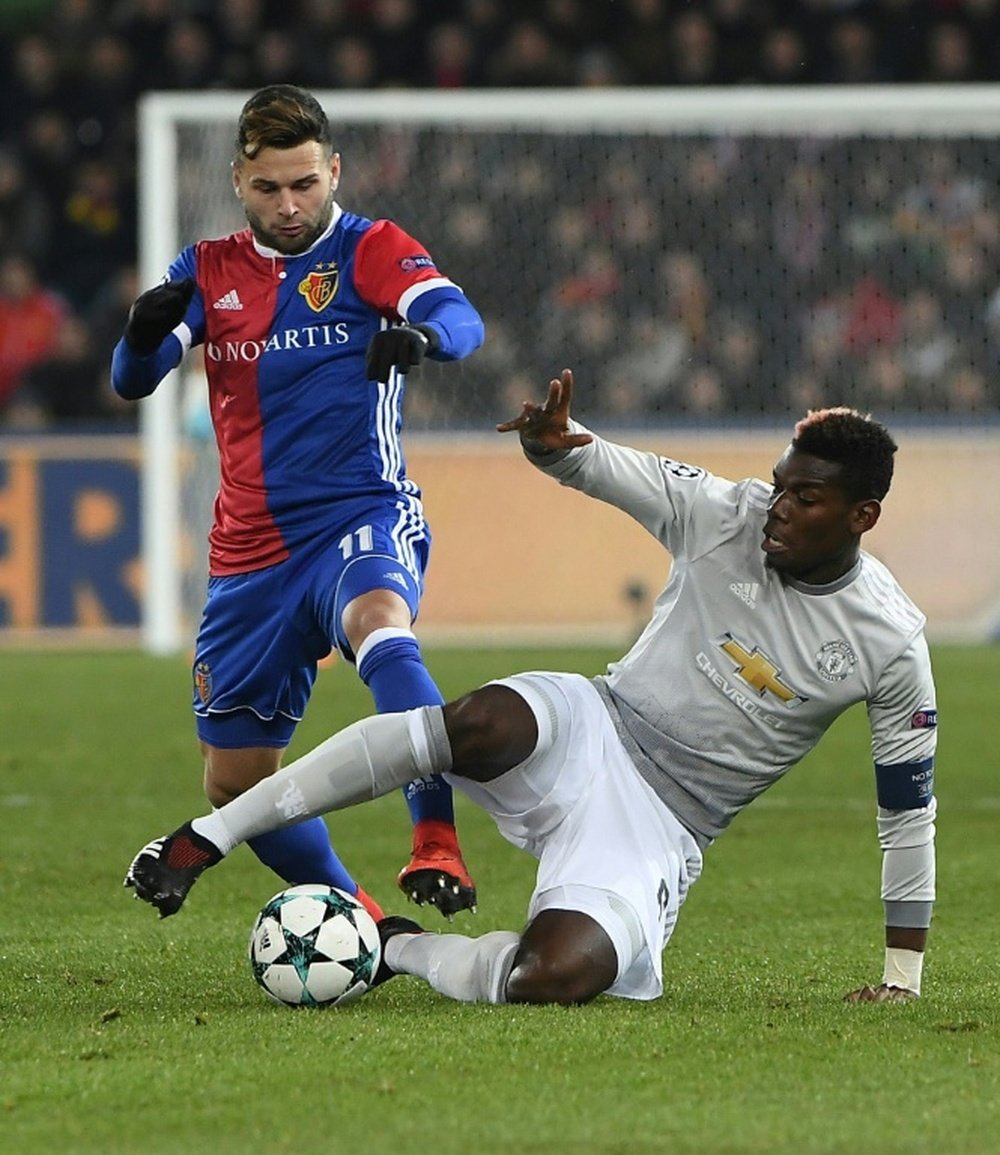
[298,262,339,313]
[194,661,212,705]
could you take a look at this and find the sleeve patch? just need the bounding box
[659,458,704,481]
[875,758,935,809]
[910,708,937,729]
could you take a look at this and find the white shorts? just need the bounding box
[447,671,703,1000]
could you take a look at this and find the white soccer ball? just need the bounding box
[248,884,381,1008]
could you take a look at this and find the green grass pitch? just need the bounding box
[1,645,997,1154]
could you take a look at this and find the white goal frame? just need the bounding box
[139,85,1000,653]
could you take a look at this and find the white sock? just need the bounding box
[387,931,521,1004]
[192,707,452,852]
[191,809,236,855]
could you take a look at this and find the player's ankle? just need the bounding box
[190,812,235,856]
[412,818,459,847]
[354,885,385,922]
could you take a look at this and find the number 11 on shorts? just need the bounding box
[339,525,374,559]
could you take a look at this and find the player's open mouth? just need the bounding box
[762,531,786,553]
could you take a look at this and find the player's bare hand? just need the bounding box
[844,983,918,1003]
[496,368,593,450]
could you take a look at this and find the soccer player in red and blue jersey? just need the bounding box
[112,85,485,920]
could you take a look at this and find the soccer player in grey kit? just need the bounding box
[127,368,936,1007]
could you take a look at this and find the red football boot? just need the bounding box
[398,819,477,918]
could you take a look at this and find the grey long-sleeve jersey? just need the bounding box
[527,429,937,928]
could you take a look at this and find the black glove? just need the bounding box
[365,324,439,382]
[124,278,196,355]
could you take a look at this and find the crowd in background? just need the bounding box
[2,0,1000,427]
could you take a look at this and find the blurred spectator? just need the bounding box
[48,158,135,312]
[893,144,994,278]
[611,0,674,85]
[0,148,52,265]
[64,32,137,160]
[538,0,610,57]
[856,346,909,413]
[678,363,728,418]
[575,47,628,88]
[757,26,812,83]
[422,22,484,88]
[785,295,848,409]
[48,0,104,61]
[868,0,926,81]
[541,243,622,394]
[840,160,909,284]
[665,10,722,85]
[770,160,838,307]
[841,276,902,358]
[657,250,712,353]
[0,254,68,418]
[251,29,305,88]
[897,288,961,402]
[112,0,177,67]
[3,34,67,131]
[325,35,380,90]
[955,1,1000,80]
[600,311,692,419]
[705,308,767,405]
[83,263,140,375]
[20,109,79,209]
[920,21,979,82]
[209,0,271,88]
[939,237,995,368]
[710,0,766,82]
[15,314,106,425]
[944,365,992,413]
[294,0,357,85]
[367,0,426,87]
[158,17,220,90]
[487,19,574,86]
[821,16,886,83]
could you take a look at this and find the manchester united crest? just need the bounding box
[815,639,858,682]
[298,262,339,313]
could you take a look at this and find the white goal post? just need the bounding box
[139,87,1000,653]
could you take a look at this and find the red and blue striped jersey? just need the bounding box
[112,205,483,575]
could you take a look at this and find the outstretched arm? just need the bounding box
[496,368,593,453]
[844,794,936,1003]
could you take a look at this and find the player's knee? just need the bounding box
[204,774,239,808]
[339,584,413,654]
[505,950,612,1006]
[504,909,619,1005]
[203,746,281,808]
[443,685,538,781]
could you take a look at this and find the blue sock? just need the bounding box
[357,629,456,827]
[248,819,358,895]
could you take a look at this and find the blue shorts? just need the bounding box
[192,497,429,749]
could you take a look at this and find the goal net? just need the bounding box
[139,88,1000,652]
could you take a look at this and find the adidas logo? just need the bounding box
[383,571,409,589]
[213,289,243,311]
[729,581,759,608]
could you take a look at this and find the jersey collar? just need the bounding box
[250,202,343,261]
[783,557,863,596]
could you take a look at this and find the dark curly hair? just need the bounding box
[792,407,897,501]
[234,85,332,163]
